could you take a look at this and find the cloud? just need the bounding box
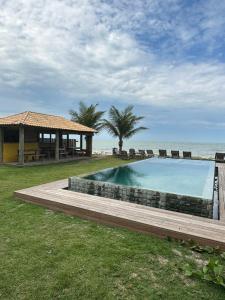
[0,0,225,114]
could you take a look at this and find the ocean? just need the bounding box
[93,139,225,159]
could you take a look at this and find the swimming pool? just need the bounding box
[84,158,215,200]
[69,158,215,218]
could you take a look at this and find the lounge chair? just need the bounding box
[171,150,179,158]
[183,151,192,159]
[215,152,225,162]
[119,150,129,160]
[112,147,119,156]
[129,148,137,158]
[159,149,167,158]
[146,150,154,157]
[129,148,143,159]
[138,150,146,158]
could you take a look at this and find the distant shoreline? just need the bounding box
[93,140,225,159]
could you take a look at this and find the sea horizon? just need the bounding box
[93,139,225,158]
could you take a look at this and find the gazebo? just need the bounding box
[0,111,95,165]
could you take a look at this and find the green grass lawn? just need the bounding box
[0,157,224,299]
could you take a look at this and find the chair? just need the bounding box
[119,150,129,160]
[129,148,136,158]
[112,148,119,156]
[59,148,69,159]
[34,149,47,161]
[75,149,86,157]
[146,150,154,157]
[138,150,146,158]
[159,149,167,158]
[215,152,225,162]
[171,150,179,158]
[183,151,192,159]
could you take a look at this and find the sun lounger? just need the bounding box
[138,149,146,157]
[215,152,225,162]
[120,150,129,160]
[171,150,180,158]
[129,148,143,158]
[129,148,142,158]
[159,149,167,158]
[112,147,119,156]
[146,150,154,157]
[129,148,135,158]
[183,151,192,159]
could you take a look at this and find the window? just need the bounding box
[39,133,55,144]
[4,128,19,143]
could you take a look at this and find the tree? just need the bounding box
[69,101,105,131]
[103,105,147,152]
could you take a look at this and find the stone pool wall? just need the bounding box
[68,176,213,218]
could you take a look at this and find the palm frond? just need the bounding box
[69,101,105,132]
[103,105,148,147]
[124,126,148,138]
[102,119,119,137]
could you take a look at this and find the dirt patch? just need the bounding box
[172,248,183,257]
[185,251,207,267]
[157,256,169,265]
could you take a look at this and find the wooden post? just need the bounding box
[67,134,69,148]
[80,134,83,150]
[59,132,63,148]
[0,127,3,163]
[18,126,24,165]
[55,131,59,161]
[86,135,93,156]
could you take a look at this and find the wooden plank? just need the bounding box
[18,193,224,240]
[18,188,225,237]
[0,127,3,163]
[217,163,225,221]
[14,179,225,250]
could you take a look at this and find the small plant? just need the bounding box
[183,258,225,288]
[189,244,217,254]
[179,239,224,255]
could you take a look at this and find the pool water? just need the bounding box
[84,158,215,200]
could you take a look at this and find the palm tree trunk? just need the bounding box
[118,138,123,152]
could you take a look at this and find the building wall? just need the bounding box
[3,143,38,162]
[2,126,39,162]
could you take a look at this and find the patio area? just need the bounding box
[14,162,225,250]
[0,111,95,165]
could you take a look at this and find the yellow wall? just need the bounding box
[3,143,38,163]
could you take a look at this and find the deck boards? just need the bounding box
[217,163,225,222]
[15,178,225,250]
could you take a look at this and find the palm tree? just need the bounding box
[103,105,147,152]
[69,101,105,131]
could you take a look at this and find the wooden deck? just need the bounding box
[15,177,225,250]
[217,163,225,222]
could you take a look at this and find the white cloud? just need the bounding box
[0,0,225,112]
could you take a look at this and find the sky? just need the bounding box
[0,0,225,142]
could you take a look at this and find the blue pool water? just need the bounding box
[84,158,215,200]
